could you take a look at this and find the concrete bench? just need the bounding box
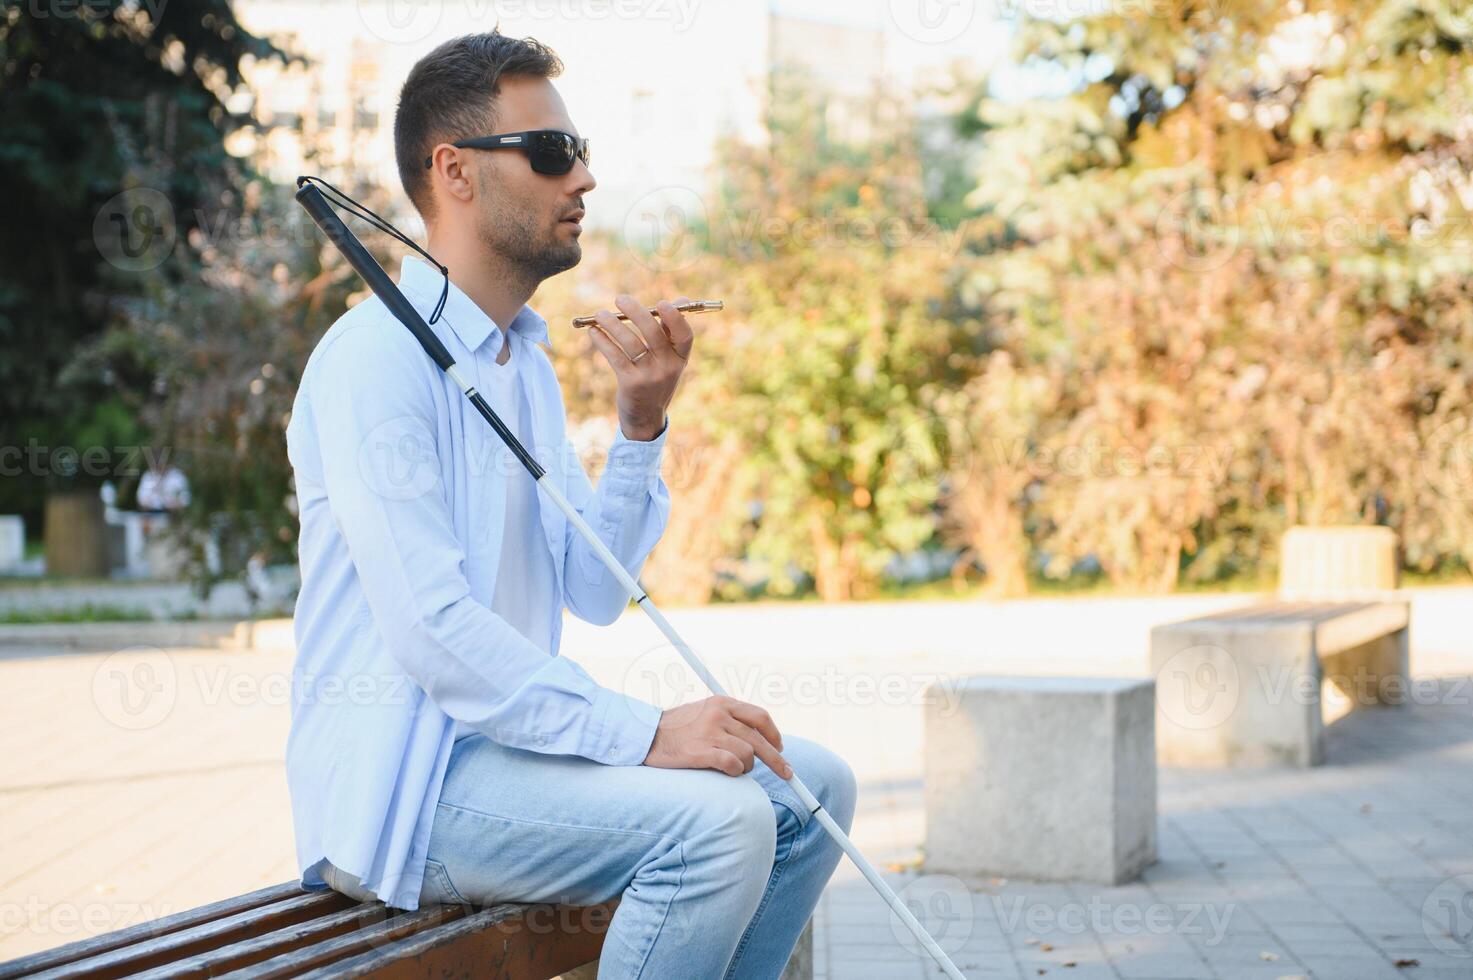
[924,676,1157,885]
[0,880,814,979]
[1151,600,1410,767]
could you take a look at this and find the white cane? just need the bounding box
[296,177,969,980]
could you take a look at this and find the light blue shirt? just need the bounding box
[284,256,669,909]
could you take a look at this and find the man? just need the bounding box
[284,31,856,979]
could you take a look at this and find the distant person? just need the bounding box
[284,31,855,978]
[135,463,190,514]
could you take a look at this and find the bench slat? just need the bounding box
[124,902,414,980]
[0,882,304,980]
[21,891,354,980]
[215,905,469,980]
[291,902,609,980]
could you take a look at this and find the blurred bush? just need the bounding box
[16,0,1473,603]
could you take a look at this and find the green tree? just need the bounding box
[961,0,1473,589]
[0,1,282,530]
[704,83,977,601]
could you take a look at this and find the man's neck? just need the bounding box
[426,229,537,365]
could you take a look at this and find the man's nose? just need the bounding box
[569,158,595,195]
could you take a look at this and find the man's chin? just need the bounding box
[539,242,582,277]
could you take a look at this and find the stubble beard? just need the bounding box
[477,180,582,286]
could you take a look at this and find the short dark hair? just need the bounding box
[394,31,563,218]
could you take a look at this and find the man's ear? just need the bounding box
[428,146,477,207]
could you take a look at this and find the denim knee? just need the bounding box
[685,773,778,869]
[801,742,858,834]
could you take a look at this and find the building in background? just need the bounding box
[230,1,996,228]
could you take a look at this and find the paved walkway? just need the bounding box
[815,686,1473,979]
[1,592,1470,978]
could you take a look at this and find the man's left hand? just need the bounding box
[587,294,695,441]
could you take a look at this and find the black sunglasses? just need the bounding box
[424,130,592,175]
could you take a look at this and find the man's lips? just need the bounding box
[560,209,585,229]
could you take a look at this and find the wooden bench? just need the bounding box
[0,882,815,979]
[0,882,612,980]
[1151,600,1410,767]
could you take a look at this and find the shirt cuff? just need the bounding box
[584,686,662,766]
[601,416,668,502]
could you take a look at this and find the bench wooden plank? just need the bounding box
[125,902,417,980]
[22,891,355,980]
[290,902,612,980]
[214,905,470,979]
[0,882,304,980]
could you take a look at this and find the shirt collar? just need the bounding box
[397,256,551,353]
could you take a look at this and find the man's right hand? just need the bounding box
[643,695,792,779]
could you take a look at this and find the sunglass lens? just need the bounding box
[530,132,577,175]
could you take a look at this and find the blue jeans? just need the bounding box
[322,733,857,979]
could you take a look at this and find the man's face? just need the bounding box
[468,75,594,281]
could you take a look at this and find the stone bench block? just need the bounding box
[1151,601,1410,768]
[924,676,1157,885]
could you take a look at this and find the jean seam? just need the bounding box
[432,798,692,976]
[721,813,812,979]
[630,839,687,979]
[424,857,469,906]
[434,798,667,844]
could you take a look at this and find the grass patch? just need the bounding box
[0,604,160,624]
